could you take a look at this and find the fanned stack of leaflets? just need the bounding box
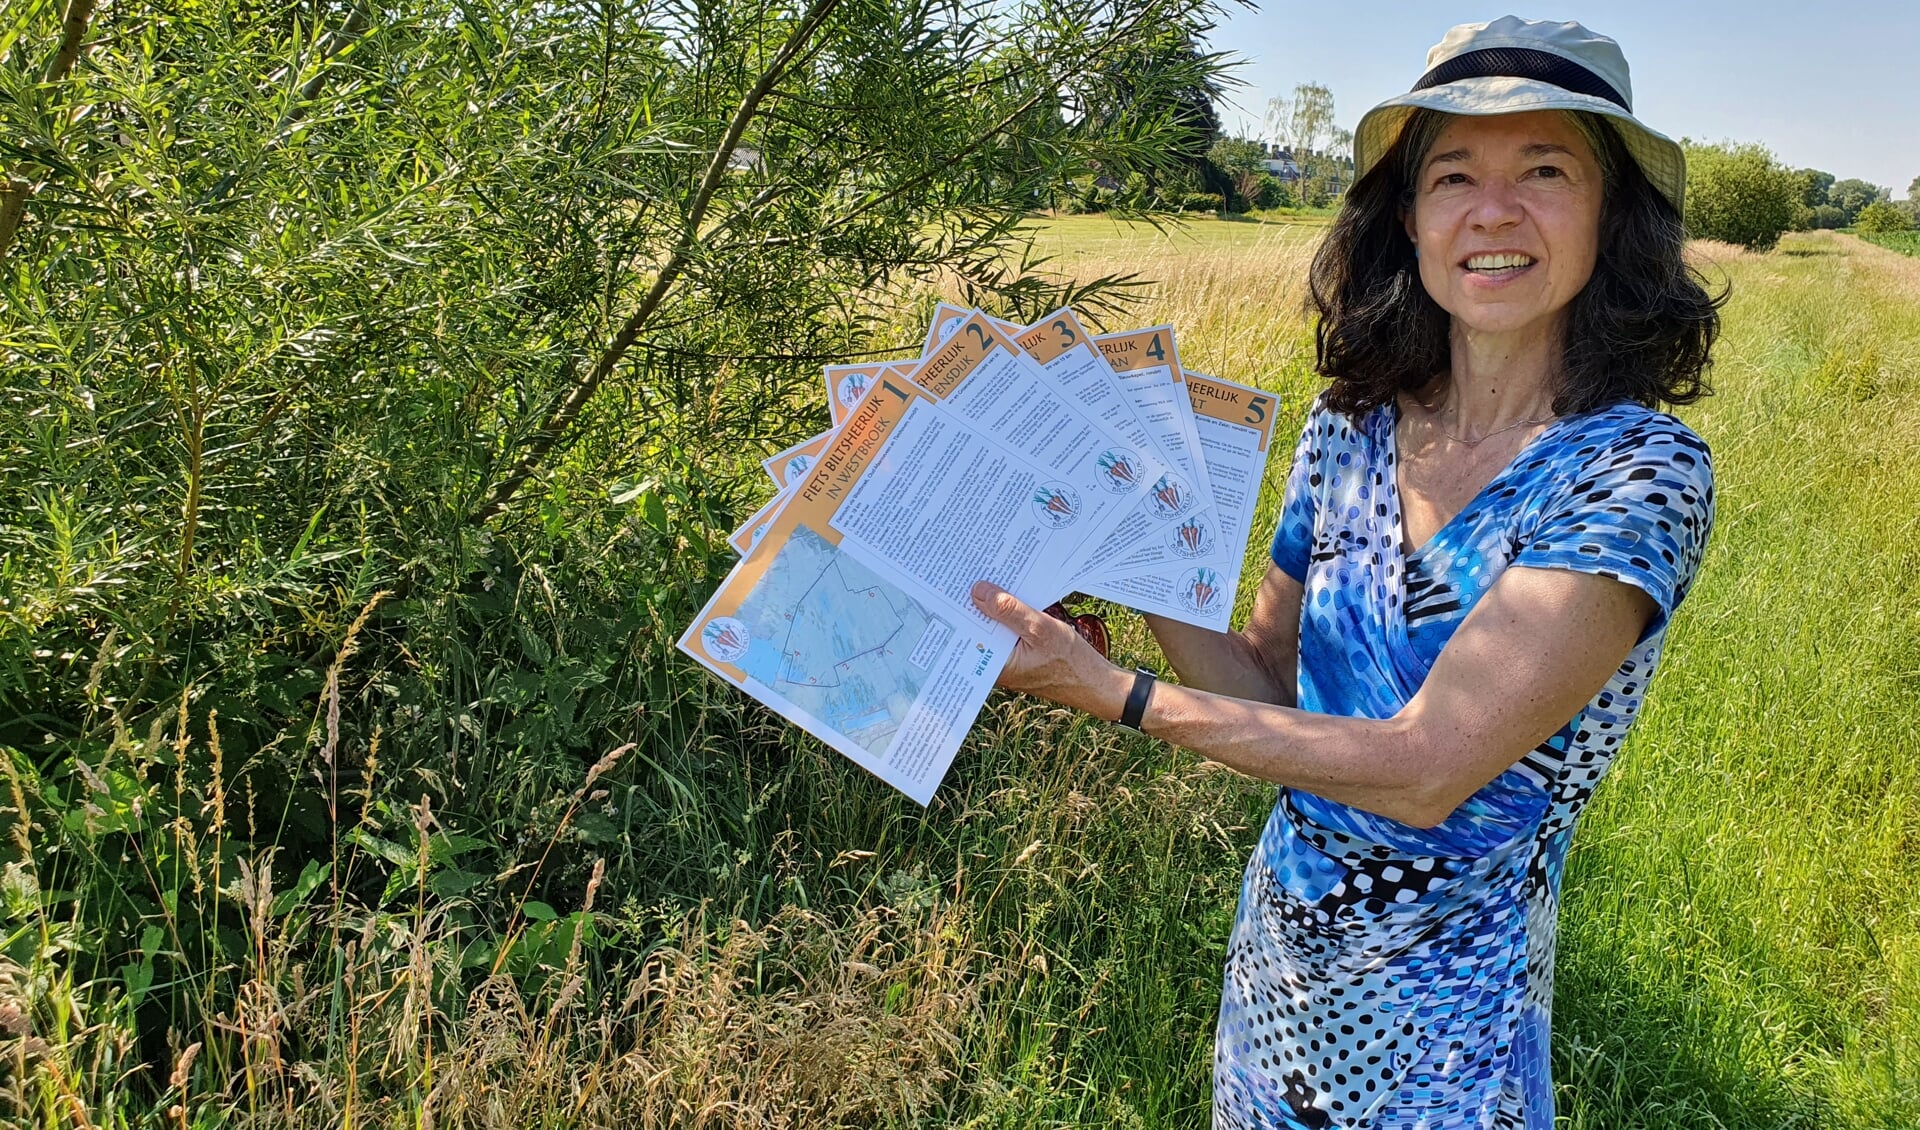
[678,304,1281,804]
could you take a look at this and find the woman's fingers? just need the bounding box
[969,580,1124,715]
[970,581,1073,692]
[969,581,1052,640]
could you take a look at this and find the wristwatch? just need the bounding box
[1118,667,1157,730]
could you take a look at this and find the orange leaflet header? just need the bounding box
[825,361,892,383]
[1185,373,1279,452]
[909,311,1010,397]
[797,375,921,508]
[1014,308,1092,365]
[1093,326,1178,374]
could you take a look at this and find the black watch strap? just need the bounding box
[1118,667,1157,730]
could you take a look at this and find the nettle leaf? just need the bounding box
[427,866,487,898]
[429,833,493,862]
[574,811,620,844]
[120,960,155,1009]
[346,828,413,869]
[271,860,331,917]
[380,866,414,906]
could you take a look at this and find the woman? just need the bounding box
[970,17,1723,1129]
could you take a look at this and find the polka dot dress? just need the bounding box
[1216,396,1714,1129]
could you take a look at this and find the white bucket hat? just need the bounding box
[1353,15,1686,213]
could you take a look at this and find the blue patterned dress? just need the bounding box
[1213,396,1714,1129]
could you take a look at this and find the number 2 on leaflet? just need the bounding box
[965,323,989,350]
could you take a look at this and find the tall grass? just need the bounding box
[6,220,1916,1128]
[1031,222,1920,1127]
[1549,231,1920,1129]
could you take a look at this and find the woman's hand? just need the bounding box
[970,581,1131,721]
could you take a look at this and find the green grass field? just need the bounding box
[592,218,1920,1127]
[1542,231,1919,1127]
[931,219,1920,1127]
[1023,211,1333,262]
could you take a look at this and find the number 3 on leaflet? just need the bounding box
[1053,319,1076,349]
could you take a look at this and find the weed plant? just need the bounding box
[1856,230,1920,258]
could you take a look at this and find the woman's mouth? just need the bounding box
[1463,253,1537,278]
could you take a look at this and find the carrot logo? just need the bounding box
[1148,473,1191,518]
[1031,482,1082,528]
[1170,515,1212,557]
[836,371,870,410]
[1097,448,1140,493]
[1180,568,1221,613]
[701,617,752,662]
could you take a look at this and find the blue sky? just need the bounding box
[1208,2,1920,197]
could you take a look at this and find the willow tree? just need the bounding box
[1,0,1236,734]
[0,0,1236,1117]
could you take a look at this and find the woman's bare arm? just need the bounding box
[971,565,1654,828]
[1142,565,1304,707]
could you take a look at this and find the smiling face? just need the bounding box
[1403,111,1606,339]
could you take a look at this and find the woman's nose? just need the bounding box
[1467,178,1525,231]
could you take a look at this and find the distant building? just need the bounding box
[1262,148,1301,182]
[1263,145,1354,198]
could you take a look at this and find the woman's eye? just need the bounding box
[1434,172,1468,187]
[1532,165,1563,179]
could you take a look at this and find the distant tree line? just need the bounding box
[1044,72,1920,252]
[1684,142,1917,250]
[1045,67,1920,256]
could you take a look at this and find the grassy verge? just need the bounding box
[1022,212,1332,267]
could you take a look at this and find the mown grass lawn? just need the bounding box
[1021,210,1332,263]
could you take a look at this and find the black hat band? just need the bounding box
[1412,47,1630,111]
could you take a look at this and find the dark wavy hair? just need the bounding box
[1308,109,1725,419]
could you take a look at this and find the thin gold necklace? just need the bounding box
[1408,398,1557,448]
